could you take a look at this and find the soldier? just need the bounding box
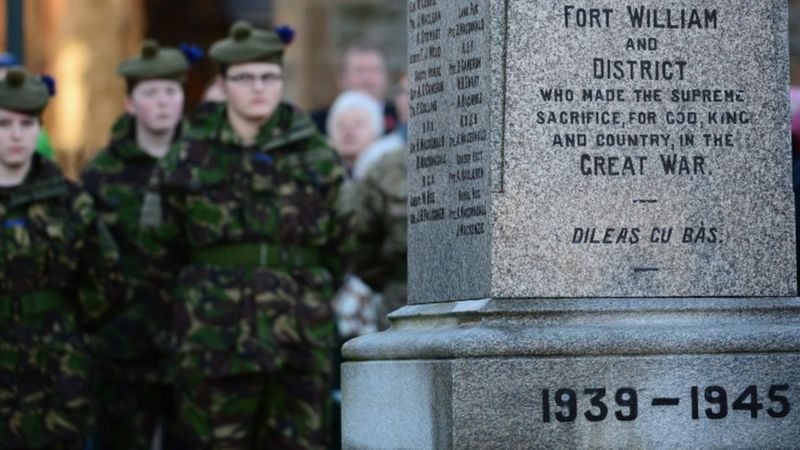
[140,21,349,449]
[0,54,56,160]
[311,41,398,136]
[0,68,122,449]
[350,146,408,330]
[81,39,192,450]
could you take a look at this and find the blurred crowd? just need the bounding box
[0,20,408,450]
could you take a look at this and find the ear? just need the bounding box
[123,96,136,115]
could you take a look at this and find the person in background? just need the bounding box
[341,73,410,333]
[325,89,385,338]
[350,143,408,332]
[311,41,397,136]
[325,89,385,450]
[139,21,350,449]
[0,68,122,449]
[192,77,227,126]
[327,90,385,176]
[353,72,408,179]
[81,39,195,450]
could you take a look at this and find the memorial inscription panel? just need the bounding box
[408,0,493,303]
[494,0,796,297]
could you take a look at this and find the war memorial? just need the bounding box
[342,1,800,448]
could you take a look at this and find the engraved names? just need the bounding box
[408,0,489,240]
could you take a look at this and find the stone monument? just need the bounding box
[343,0,800,448]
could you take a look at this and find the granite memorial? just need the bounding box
[343,0,800,448]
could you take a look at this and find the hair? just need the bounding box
[326,90,384,137]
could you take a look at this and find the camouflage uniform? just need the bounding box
[0,154,122,449]
[351,147,407,329]
[140,101,348,449]
[81,115,184,450]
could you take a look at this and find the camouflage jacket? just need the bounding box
[351,147,408,330]
[0,155,122,448]
[140,102,349,379]
[81,114,182,382]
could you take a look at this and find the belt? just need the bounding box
[190,243,323,270]
[0,289,66,319]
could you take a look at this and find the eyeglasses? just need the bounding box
[226,73,284,87]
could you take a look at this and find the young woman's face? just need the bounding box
[0,108,40,168]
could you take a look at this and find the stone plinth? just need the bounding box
[344,298,800,449]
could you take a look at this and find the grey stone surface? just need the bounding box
[344,298,800,361]
[453,354,800,449]
[495,0,794,298]
[342,361,453,450]
[408,0,796,303]
[342,1,800,448]
[344,352,800,449]
[407,0,494,304]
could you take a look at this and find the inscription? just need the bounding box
[541,384,790,423]
[518,2,777,271]
[563,6,719,30]
[571,225,721,245]
[408,0,489,242]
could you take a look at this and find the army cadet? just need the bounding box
[140,21,349,449]
[350,146,408,330]
[0,54,56,160]
[81,40,192,450]
[0,69,122,449]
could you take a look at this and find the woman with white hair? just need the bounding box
[327,90,384,176]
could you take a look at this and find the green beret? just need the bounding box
[0,68,50,115]
[210,21,286,65]
[118,39,190,82]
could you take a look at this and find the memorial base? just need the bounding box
[342,298,800,449]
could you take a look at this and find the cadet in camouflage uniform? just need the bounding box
[350,147,407,330]
[81,40,191,450]
[139,22,348,449]
[0,69,122,449]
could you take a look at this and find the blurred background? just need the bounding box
[1,0,800,178]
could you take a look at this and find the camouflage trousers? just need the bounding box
[174,372,329,450]
[93,378,183,450]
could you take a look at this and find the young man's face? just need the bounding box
[0,108,39,168]
[222,62,284,122]
[125,80,184,134]
[340,50,389,102]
